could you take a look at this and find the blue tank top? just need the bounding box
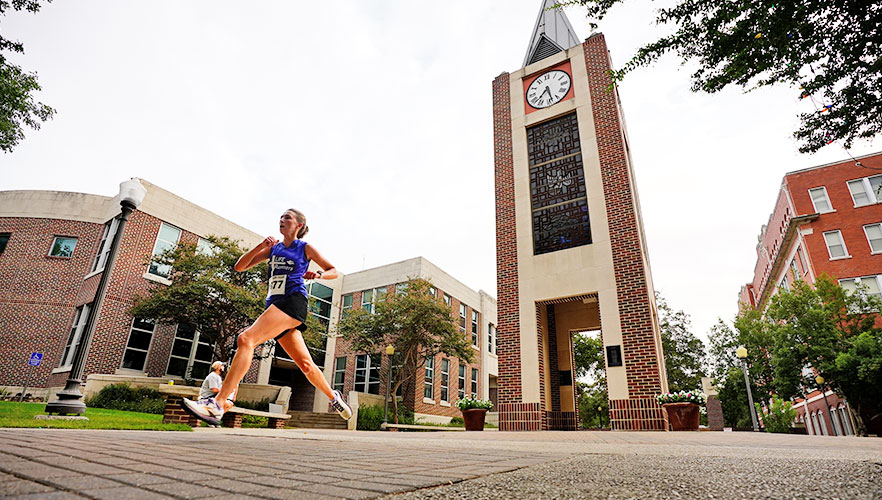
[265,239,309,307]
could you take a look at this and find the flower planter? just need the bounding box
[461,409,488,431]
[664,402,700,431]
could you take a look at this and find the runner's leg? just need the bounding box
[215,305,298,402]
[276,330,334,400]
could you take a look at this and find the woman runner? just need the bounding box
[183,209,352,425]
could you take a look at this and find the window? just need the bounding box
[823,230,848,259]
[60,304,91,368]
[360,287,387,314]
[864,224,882,253]
[443,294,451,307]
[797,245,807,273]
[808,187,833,213]
[396,283,408,295]
[458,365,466,400]
[49,236,77,258]
[0,232,9,256]
[91,219,119,272]
[354,354,380,394]
[839,406,853,436]
[839,275,882,303]
[459,304,467,337]
[148,223,181,277]
[471,368,478,396]
[341,294,353,316]
[779,277,790,292]
[333,356,346,393]
[789,259,799,278]
[424,357,434,399]
[428,286,436,299]
[830,406,843,436]
[440,359,450,402]
[166,323,214,379]
[488,323,497,355]
[471,311,479,347]
[196,237,216,256]
[847,174,882,207]
[121,318,155,371]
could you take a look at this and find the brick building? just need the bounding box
[0,181,497,423]
[738,151,882,435]
[793,389,857,436]
[492,1,668,431]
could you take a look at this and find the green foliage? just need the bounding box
[85,384,166,414]
[0,0,56,153]
[657,293,706,393]
[336,278,473,424]
[356,404,385,431]
[570,0,881,153]
[241,414,268,427]
[765,275,882,435]
[129,236,268,363]
[449,416,463,425]
[454,395,492,410]
[729,308,777,406]
[716,367,754,428]
[758,396,797,433]
[577,381,608,429]
[573,331,604,381]
[232,397,271,412]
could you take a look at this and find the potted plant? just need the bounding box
[656,391,707,431]
[455,396,493,431]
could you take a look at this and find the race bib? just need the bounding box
[268,274,286,297]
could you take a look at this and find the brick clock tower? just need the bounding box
[493,0,669,431]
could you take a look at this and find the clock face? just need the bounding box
[526,70,572,109]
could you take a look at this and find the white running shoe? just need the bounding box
[182,397,223,425]
[330,390,352,420]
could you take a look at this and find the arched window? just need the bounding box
[838,405,854,436]
[830,406,843,436]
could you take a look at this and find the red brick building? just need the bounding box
[739,152,882,311]
[738,152,882,436]
[492,1,668,431]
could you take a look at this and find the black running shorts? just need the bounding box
[269,293,308,340]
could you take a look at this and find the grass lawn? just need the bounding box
[0,401,193,431]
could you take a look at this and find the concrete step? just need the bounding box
[285,410,348,429]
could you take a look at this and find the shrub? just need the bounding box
[757,396,797,433]
[450,416,464,425]
[241,414,268,427]
[233,397,271,412]
[86,384,165,414]
[356,404,384,431]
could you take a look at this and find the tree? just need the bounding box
[571,0,881,153]
[731,307,777,406]
[657,293,706,393]
[129,236,270,365]
[1,0,55,153]
[334,278,473,424]
[573,330,608,428]
[765,275,882,435]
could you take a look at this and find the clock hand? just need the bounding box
[541,86,552,99]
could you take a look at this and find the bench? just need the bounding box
[222,407,291,429]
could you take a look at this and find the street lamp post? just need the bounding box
[597,405,604,429]
[383,344,395,424]
[45,179,147,415]
[815,375,836,436]
[735,346,760,431]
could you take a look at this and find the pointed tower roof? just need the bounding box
[523,0,581,67]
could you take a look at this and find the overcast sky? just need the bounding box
[3,0,878,342]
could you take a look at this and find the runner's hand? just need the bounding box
[263,236,278,248]
[304,271,320,280]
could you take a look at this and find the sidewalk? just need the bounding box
[1,428,880,499]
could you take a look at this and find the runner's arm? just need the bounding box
[234,236,277,272]
[304,244,338,280]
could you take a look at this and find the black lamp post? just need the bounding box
[383,344,395,424]
[735,346,760,431]
[45,179,147,415]
[815,375,837,436]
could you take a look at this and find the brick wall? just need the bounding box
[493,71,524,429]
[0,217,102,387]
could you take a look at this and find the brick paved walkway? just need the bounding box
[1,428,880,499]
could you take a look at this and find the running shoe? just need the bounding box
[330,390,352,420]
[182,397,223,425]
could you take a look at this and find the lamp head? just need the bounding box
[815,375,824,385]
[735,346,748,359]
[385,345,395,356]
[119,178,147,209]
